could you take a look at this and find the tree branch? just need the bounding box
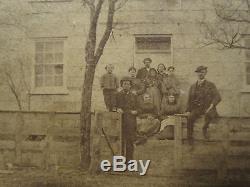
[95,0,117,63]
[85,0,104,63]
[5,72,22,110]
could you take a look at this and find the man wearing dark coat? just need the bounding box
[186,66,221,144]
[116,77,138,161]
[136,58,152,80]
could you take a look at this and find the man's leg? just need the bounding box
[203,112,213,139]
[187,110,200,144]
[103,89,110,111]
[110,90,117,111]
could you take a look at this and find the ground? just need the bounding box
[0,167,249,187]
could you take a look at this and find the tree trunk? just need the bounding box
[80,60,96,170]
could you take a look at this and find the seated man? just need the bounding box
[157,93,182,140]
[136,93,160,139]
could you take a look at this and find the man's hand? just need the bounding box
[185,112,191,116]
[117,108,123,114]
[131,90,137,95]
[131,110,137,115]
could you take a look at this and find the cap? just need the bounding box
[143,58,152,63]
[195,65,207,73]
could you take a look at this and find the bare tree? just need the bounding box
[80,0,127,170]
[200,0,250,50]
[0,1,31,111]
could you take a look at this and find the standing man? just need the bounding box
[116,77,138,161]
[186,66,221,144]
[136,58,152,80]
[100,64,119,111]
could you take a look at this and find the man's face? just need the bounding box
[144,61,151,68]
[143,94,151,103]
[196,70,207,80]
[106,65,114,73]
[168,68,174,75]
[122,81,131,91]
[129,69,136,78]
[168,95,175,103]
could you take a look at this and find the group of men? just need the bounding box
[100,58,221,159]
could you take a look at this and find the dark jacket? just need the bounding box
[115,89,138,141]
[100,73,119,90]
[129,77,146,95]
[116,90,138,113]
[186,80,221,116]
[136,67,151,80]
[138,102,158,119]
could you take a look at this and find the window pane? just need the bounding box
[45,42,53,52]
[35,76,43,87]
[35,42,44,52]
[247,74,250,85]
[54,41,63,52]
[34,39,64,88]
[44,65,53,75]
[136,37,171,50]
[245,39,250,60]
[45,53,54,64]
[55,75,63,86]
[44,76,54,87]
[54,64,63,74]
[35,65,43,75]
[35,53,43,64]
[247,63,250,73]
[55,53,63,63]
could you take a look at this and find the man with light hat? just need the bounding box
[186,66,221,144]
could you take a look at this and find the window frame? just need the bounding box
[134,34,172,54]
[28,0,73,3]
[31,37,68,95]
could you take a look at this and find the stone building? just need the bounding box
[0,0,250,117]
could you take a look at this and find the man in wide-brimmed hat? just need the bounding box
[186,66,221,144]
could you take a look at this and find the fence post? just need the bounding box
[217,118,229,181]
[44,112,55,170]
[174,115,184,170]
[15,112,24,165]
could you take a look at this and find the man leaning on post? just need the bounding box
[115,76,138,161]
[185,66,221,144]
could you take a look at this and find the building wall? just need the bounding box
[0,0,249,117]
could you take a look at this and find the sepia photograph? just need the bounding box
[0,0,250,186]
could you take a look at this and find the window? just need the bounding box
[29,0,73,3]
[33,38,66,93]
[135,35,171,53]
[245,38,250,85]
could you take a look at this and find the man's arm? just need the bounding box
[205,83,221,113]
[211,83,221,106]
[115,76,119,89]
[186,86,193,112]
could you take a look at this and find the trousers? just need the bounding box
[187,108,214,139]
[103,89,116,111]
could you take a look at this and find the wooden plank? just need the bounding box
[174,115,183,169]
[229,132,250,141]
